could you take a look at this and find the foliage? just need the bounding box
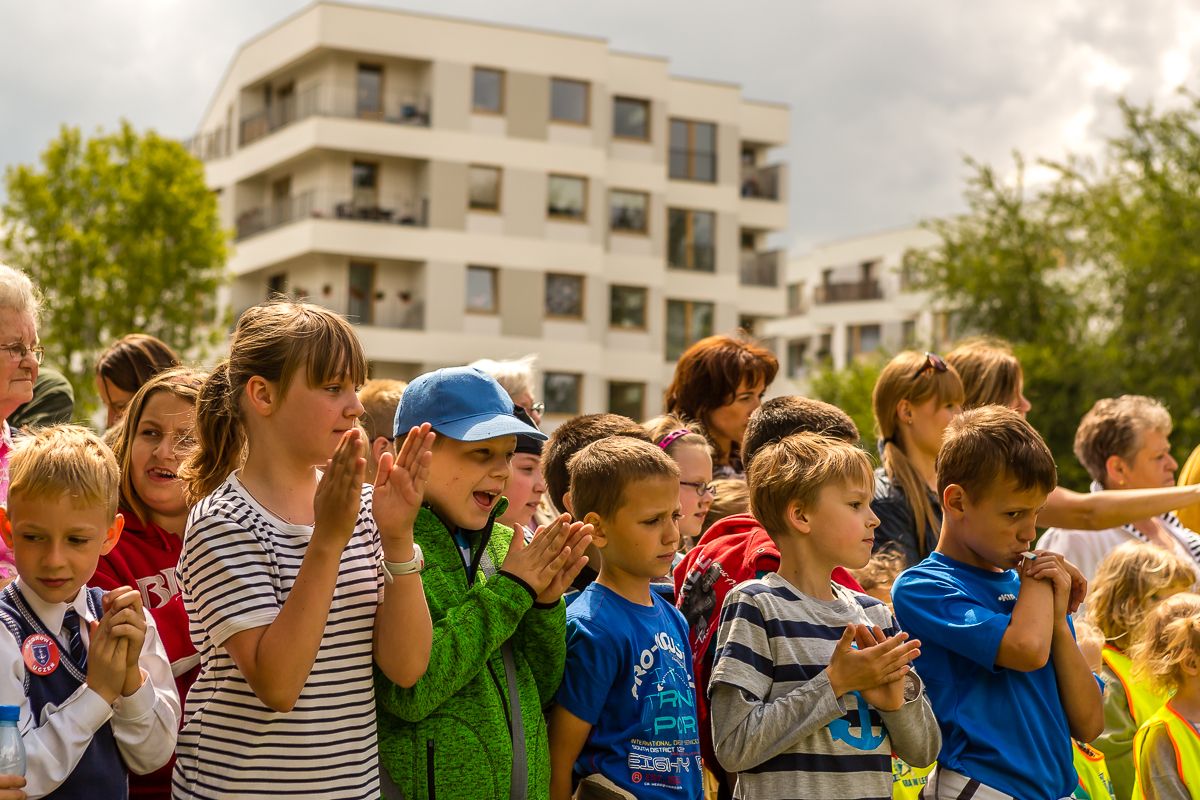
[808,354,885,459]
[2,120,227,416]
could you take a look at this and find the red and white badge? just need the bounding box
[22,634,60,676]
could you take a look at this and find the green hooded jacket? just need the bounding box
[376,501,566,799]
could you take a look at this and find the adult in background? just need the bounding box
[665,333,778,480]
[8,366,73,431]
[95,332,180,428]
[1039,395,1200,582]
[470,354,543,425]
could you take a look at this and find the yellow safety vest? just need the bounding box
[1072,739,1115,800]
[891,756,935,800]
[1132,702,1200,799]
[1175,444,1200,532]
[1102,646,1168,725]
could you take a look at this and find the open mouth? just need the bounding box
[473,490,500,509]
[147,467,179,482]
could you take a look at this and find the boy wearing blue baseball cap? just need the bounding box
[376,367,592,800]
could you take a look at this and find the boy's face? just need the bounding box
[0,492,123,605]
[591,476,681,580]
[424,435,516,530]
[798,479,879,570]
[948,479,1047,571]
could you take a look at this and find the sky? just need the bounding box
[1,0,1198,252]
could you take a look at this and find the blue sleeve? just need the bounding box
[892,573,1009,671]
[555,613,620,725]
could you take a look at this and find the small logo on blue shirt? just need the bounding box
[997,593,1017,602]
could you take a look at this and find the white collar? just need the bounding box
[13,579,95,634]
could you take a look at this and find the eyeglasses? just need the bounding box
[531,402,545,415]
[680,480,718,498]
[910,352,948,381]
[0,342,44,365]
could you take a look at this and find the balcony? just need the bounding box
[238,84,431,148]
[183,126,232,162]
[235,189,428,241]
[814,279,883,304]
[740,163,784,201]
[739,249,783,287]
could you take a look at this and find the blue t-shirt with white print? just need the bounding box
[892,551,1076,800]
[556,583,702,800]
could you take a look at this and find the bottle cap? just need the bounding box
[0,706,18,722]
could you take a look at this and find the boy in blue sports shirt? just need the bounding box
[892,407,1104,800]
[549,437,702,800]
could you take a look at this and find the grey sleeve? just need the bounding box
[709,672,846,773]
[1138,723,1191,800]
[876,673,941,768]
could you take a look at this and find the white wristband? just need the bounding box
[380,543,424,585]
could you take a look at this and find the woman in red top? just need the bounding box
[93,366,205,800]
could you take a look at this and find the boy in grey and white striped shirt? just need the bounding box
[709,433,940,799]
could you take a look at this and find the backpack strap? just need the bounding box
[0,606,28,695]
[477,544,528,800]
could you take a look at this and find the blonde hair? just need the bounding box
[111,367,206,525]
[872,351,965,555]
[1131,592,1200,694]
[702,478,750,533]
[946,337,1024,410]
[1086,542,1197,648]
[851,547,906,593]
[644,414,710,459]
[9,425,119,518]
[0,262,41,322]
[469,354,537,400]
[748,432,874,540]
[181,301,367,504]
[1073,395,1173,486]
[569,436,679,521]
[359,378,406,443]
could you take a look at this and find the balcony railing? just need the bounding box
[668,242,716,272]
[236,189,428,240]
[814,279,883,304]
[238,84,432,147]
[182,126,232,162]
[740,163,784,201]
[739,249,783,287]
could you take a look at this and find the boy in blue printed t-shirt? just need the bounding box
[892,407,1104,800]
[549,437,702,800]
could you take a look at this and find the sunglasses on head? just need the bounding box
[911,352,948,381]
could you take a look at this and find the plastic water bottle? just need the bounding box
[0,705,24,777]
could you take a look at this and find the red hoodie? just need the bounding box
[673,513,862,787]
[92,511,198,800]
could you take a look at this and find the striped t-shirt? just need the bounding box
[710,574,935,800]
[172,472,384,799]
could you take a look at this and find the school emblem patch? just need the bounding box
[22,633,60,676]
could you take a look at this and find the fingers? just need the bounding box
[373,451,395,490]
[832,625,857,657]
[106,588,142,616]
[558,553,590,588]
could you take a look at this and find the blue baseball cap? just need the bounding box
[394,366,548,443]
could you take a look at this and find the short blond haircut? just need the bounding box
[937,406,1057,500]
[9,425,119,518]
[748,432,874,540]
[1086,542,1197,647]
[568,436,679,521]
[1131,592,1200,694]
[359,378,406,442]
[1073,395,1173,486]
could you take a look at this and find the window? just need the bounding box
[548,175,587,221]
[786,339,808,379]
[466,266,498,314]
[608,381,646,420]
[613,97,650,140]
[609,190,648,233]
[473,67,504,113]
[348,262,375,324]
[544,372,582,415]
[610,285,648,330]
[357,64,383,119]
[787,282,806,315]
[468,165,501,212]
[352,161,378,211]
[545,273,585,319]
[669,118,717,182]
[665,299,714,361]
[668,208,715,271]
[902,318,917,347]
[550,78,589,124]
[267,273,288,298]
[847,324,882,361]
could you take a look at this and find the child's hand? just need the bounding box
[313,429,366,553]
[373,424,435,547]
[501,514,577,598]
[853,626,917,711]
[1025,552,1072,619]
[521,519,592,605]
[0,772,25,800]
[85,615,130,705]
[826,625,920,700]
[104,588,148,695]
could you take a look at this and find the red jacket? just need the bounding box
[673,513,862,784]
[92,511,198,800]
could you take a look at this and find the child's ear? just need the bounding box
[562,491,575,517]
[1182,652,1200,678]
[583,512,606,548]
[786,500,811,535]
[100,513,125,556]
[0,507,12,549]
[244,376,278,417]
[942,484,966,515]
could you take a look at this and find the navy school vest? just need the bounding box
[0,584,127,800]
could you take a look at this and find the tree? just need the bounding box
[808,354,884,456]
[2,121,227,415]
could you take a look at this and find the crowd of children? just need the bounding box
[0,282,1193,799]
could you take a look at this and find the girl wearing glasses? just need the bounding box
[871,350,965,567]
[646,415,715,552]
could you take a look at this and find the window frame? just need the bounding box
[544,272,586,320]
[467,164,503,213]
[543,371,583,416]
[465,265,500,315]
[669,117,717,183]
[356,63,384,120]
[472,66,505,115]
[609,189,650,235]
[612,96,651,141]
[348,261,376,325]
[550,77,591,125]
[667,207,716,272]
[665,298,715,361]
[609,284,649,331]
[607,380,647,420]
[547,174,589,222]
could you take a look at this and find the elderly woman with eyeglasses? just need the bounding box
[0,263,46,585]
[870,350,965,567]
[468,354,544,425]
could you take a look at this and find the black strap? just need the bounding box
[477,546,527,800]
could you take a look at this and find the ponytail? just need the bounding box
[182,360,244,505]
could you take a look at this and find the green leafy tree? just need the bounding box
[808,354,884,457]
[2,121,227,416]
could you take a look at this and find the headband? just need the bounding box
[657,429,691,451]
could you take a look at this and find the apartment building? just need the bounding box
[185,2,789,425]
[764,226,952,395]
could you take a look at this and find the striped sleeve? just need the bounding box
[709,583,773,700]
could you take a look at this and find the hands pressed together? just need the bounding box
[85,587,148,705]
[1020,550,1087,618]
[504,514,592,605]
[827,624,921,712]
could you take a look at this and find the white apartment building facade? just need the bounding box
[764,226,952,396]
[186,2,789,425]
